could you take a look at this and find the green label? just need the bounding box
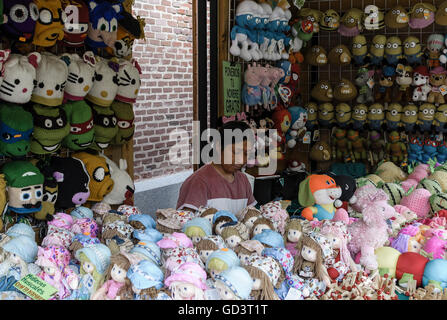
[222,61,241,116]
[14,274,58,300]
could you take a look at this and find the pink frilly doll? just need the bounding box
[421,229,447,259]
[70,218,99,238]
[164,262,208,300]
[48,212,74,230]
[35,246,79,299]
[260,201,289,234]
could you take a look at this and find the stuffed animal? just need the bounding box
[62,101,94,150]
[311,80,333,102]
[61,0,90,48]
[422,137,438,163]
[386,131,407,164]
[426,34,444,68]
[385,5,409,29]
[299,174,342,221]
[320,9,339,31]
[0,104,33,158]
[86,57,119,107]
[376,161,407,183]
[408,136,425,164]
[401,188,432,218]
[352,104,368,130]
[317,102,334,128]
[291,18,313,48]
[1,0,39,43]
[32,0,66,47]
[335,103,351,128]
[299,8,322,33]
[90,104,118,150]
[271,105,291,158]
[338,8,362,37]
[286,106,307,148]
[412,65,431,102]
[428,66,447,105]
[402,104,419,132]
[417,103,436,132]
[304,45,327,67]
[351,35,367,65]
[368,103,385,131]
[86,0,123,54]
[436,0,447,25]
[333,78,357,102]
[409,2,436,29]
[363,5,384,30]
[368,130,386,165]
[241,63,266,110]
[115,58,141,104]
[332,128,351,162]
[61,52,96,102]
[434,104,447,133]
[385,103,403,131]
[111,101,134,145]
[310,141,332,172]
[102,156,134,206]
[305,102,318,131]
[31,52,69,107]
[347,129,367,162]
[32,161,58,221]
[0,53,41,104]
[395,64,413,104]
[385,36,403,65]
[328,45,351,65]
[369,35,386,66]
[403,36,423,65]
[2,161,44,215]
[355,67,374,104]
[375,65,395,103]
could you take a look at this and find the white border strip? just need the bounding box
[134,170,193,193]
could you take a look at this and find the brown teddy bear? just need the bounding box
[305,45,328,66]
[311,80,333,102]
[328,44,352,65]
[334,78,358,101]
[428,66,447,105]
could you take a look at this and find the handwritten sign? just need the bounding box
[14,274,57,300]
[223,61,241,116]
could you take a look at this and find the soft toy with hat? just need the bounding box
[115,58,141,104]
[299,174,342,221]
[338,8,363,37]
[244,254,281,300]
[111,100,134,145]
[426,34,444,68]
[86,57,119,107]
[32,0,66,47]
[127,260,165,297]
[215,266,253,300]
[61,0,90,48]
[90,104,118,150]
[0,103,33,158]
[1,0,38,43]
[409,2,436,29]
[31,52,68,107]
[130,241,162,266]
[29,104,70,155]
[102,155,134,206]
[75,243,111,294]
[62,101,94,151]
[164,262,207,300]
[0,53,41,104]
[2,161,44,215]
[72,151,114,203]
[61,52,96,102]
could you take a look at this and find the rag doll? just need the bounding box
[199,207,218,225]
[417,103,436,132]
[183,217,212,244]
[127,260,170,300]
[355,68,374,104]
[412,65,431,102]
[369,35,386,66]
[214,266,253,300]
[252,229,285,249]
[395,64,413,104]
[205,248,240,280]
[0,236,38,282]
[32,0,65,47]
[409,2,436,29]
[86,57,120,107]
[403,36,423,65]
[426,34,444,68]
[428,66,447,105]
[196,236,226,264]
[283,218,302,256]
[338,8,362,37]
[260,201,289,234]
[250,217,274,238]
[385,5,409,29]
[221,226,242,249]
[0,104,33,157]
[212,211,238,235]
[385,36,403,65]
[165,262,207,300]
[351,35,367,65]
[375,65,395,103]
[244,255,281,300]
[240,207,262,230]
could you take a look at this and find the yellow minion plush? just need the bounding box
[403,36,423,65]
[434,104,447,133]
[385,36,403,65]
[352,35,367,65]
[401,104,419,132]
[32,0,66,47]
[352,104,368,130]
[369,35,386,66]
[318,103,334,128]
[368,103,385,131]
[417,103,436,132]
[385,103,402,131]
[335,103,351,128]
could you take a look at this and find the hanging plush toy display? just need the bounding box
[311,80,333,102]
[363,5,384,30]
[319,9,339,31]
[32,0,66,47]
[90,104,118,150]
[0,103,33,158]
[328,45,351,66]
[385,5,409,29]
[62,100,94,150]
[351,35,367,65]
[61,0,89,48]
[115,58,141,104]
[1,0,39,43]
[369,35,386,66]
[333,78,357,102]
[403,36,423,65]
[86,57,120,107]
[111,101,134,145]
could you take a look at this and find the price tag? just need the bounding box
[303,131,311,144]
[440,85,447,96]
[285,287,303,300]
[14,274,57,300]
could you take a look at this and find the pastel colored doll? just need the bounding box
[115,58,141,104]
[408,2,436,29]
[391,225,423,254]
[61,0,90,48]
[127,260,170,300]
[250,217,274,238]
[102,156,134,206]
[403,36,423,65]
[206,248,240,280]
[260,201,288,234]
[71,217,99,238]
[32,0,66,47]
[29,104,70,155]
[165,262,207,300]
[214,266,253,300]
[299,174,342,221]
[111,101,135,145]
[351,35,367,65]
[1,0,39,43]
[86,0,123,53]
[182,217,212,244]
[221,225,242,249]
[71,244,111,300]
[252,229,284,249]
[91,254,133,300]
[369,35,386,66]
[61,52,96,102]
[196,235,226,264]
[234,239,264,265]
[261,247,294,300]
[0,104,33,158]
[36,245,78,299]
[0,235,38,281]
[90,105,118,150]
[0,53,41,104]
[244,254,281,300]
[129,241,162,267]
[200,207,218,225]
[212,211,238,235]
[62,101,94,150]
[385,36,403,65]
[163,246,203,278]
[240,207,262,230]
[86,57,120,107]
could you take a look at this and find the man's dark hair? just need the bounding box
[218,121,252,151]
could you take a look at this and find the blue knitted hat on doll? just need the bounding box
[130,240,162,266]
[133,228,163,243]
[214,266,253,300]
[75,243,111,274]
[70,206,94,220]
[128,213,156,229]
[3,235,38,263]
[206,248,240,271]
[127,259,164,290]
[212,211,238,224]
[182,217,212,236]
[5,223,35,240]
[252,229,285,248]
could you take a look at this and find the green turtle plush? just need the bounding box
[2,161,44,215]
[0,103,33,157]
[111,101,134,145]
[90,104,118,150]
[418,178,443,196]
[430,193,447,213]
[62,101,95,151]
[380,182,405,206]
[29,104,70,155]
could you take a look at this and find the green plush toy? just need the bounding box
[0,103,33,157]
[2,161,44,215]
[418,178,442,196]
[332,128,351,162]
[430,193,447,213]
[90,104,118,150]
[379,182,405,206]
[347,130,367,162]
[110,101,134,145]
[386,131,407,165]
[62,101,95,151]
[29,104,70,155]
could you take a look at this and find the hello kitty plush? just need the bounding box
[115,59,142,104]
[86,57,119,107]
[0,53,41,104]
[31,52,69,107]
[60,52,97,102]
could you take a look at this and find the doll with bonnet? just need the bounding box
[196,235,226,264]
[91,253,133,300]
[240,207,262,230]
[260,201,289,234]
[212,211,238,235]
[251,217,274,238]
[214,266,253,300]
[244,255,281,300]
[283,218,303,257]
[234,239,264,265]
[221,225,242,249]
[200,207,218,224]
[165,262,208,300]
[0,235,38,282]
[127,259,171,300]
[262,247,295,300]
[206,248,240,281]
[182,217,212,244]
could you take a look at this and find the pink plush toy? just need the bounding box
[348,199,396,270]
[400,188,431,218]
[422,235,447,259]
[260,201,289,234]
[407,164,431,183]
[351,184,389,213]
[391,225,423,253]
[401,179,419,193]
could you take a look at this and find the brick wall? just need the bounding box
[131,0,194,181]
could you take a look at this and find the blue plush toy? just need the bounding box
[408,136,424,164]
[422,259,447,290]
[421,138,438,163]
[277,60,291,85]
[437,141,447,163]
[286,106,307,148]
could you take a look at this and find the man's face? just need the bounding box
[220,141,252,174]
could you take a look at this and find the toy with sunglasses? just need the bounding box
[412,65,431,102]
[367,103,385,131]
[403,36,423,66]
[426,34,444,69]
[385,36,403,66]
[402,104,419,132]
[32,0,67,47]
[352,104,368,131]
